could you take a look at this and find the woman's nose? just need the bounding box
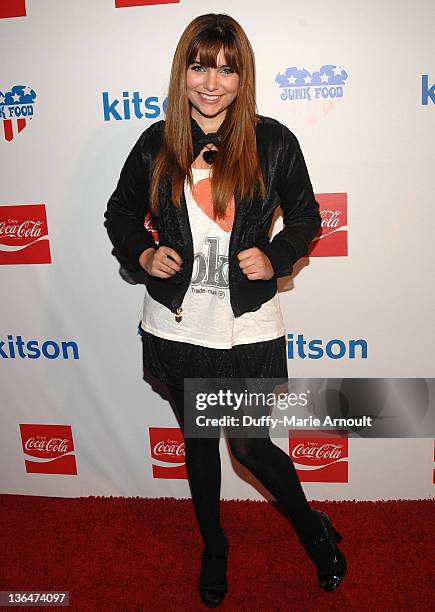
[204,69,218,91]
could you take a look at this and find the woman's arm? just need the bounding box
[261,124,321,277]
[104,132,159,272]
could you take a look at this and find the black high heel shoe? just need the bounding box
[304,509,347,592]
[198,529,229,608]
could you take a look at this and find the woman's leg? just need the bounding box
[226,433,323,543]
[168,385,226,554]
[226,431,340,570]
[226,337,339,567]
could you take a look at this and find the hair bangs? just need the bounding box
[187,34,241,74]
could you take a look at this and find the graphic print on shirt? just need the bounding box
[191,236,228,288]
[190,176,235,299]
[192,178,234,232]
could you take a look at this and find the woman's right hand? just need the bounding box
[138,246,183,278]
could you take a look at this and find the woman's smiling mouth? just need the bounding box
[197,93,222,103]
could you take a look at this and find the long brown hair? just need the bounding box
[149,13,266,219]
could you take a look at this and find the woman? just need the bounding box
[105,13,346,608]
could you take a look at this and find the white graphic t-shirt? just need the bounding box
[140,167,285,349]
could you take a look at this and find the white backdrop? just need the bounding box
[1,0,434,500]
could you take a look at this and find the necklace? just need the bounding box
[202,144,217,165]
[191,117,222,164]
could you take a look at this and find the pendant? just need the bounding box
[175,307,183,323]
[202,149,217,165]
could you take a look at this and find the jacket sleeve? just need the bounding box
[104,132,159,273]
[261,123,321,277]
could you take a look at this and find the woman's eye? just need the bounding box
[189,64,235,75]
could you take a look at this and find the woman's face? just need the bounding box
[186,47,240,127]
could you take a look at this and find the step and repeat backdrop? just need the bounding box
[1,0,434,501]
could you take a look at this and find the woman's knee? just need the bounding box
[228,437,270,469]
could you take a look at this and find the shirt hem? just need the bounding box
[140,321,286,350]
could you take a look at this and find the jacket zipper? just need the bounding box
[172,190,193,323]
[170,189,244,321]
[228,190,242,317]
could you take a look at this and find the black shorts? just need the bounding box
[140,329,288,391]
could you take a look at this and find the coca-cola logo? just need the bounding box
[318,209,346,239]
[320,209,342,229]
[149,427,187,479]
[24,437,70,454]
[309,193,348,257]
[153,440,185,457]
[292,442,344,461]
[144,219,156,232]
[115,0,179,8]
[19,424,77,475]
[289,430,349,483]
[0,204,51,265]
[0,1,27,21]
[144,212,159,243]
[0,219,44,239]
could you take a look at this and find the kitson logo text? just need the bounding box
[287,333,368,359]
[102,91,168,121]
[0,335,79,360]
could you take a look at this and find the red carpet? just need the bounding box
[0,495,433,611]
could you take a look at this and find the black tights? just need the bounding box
[168,385,325,553]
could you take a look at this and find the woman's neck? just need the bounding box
[190,108,226,134]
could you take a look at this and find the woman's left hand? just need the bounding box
[237,247,274,280]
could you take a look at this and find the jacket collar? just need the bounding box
[190,115,225,140]
[190,116,225,161]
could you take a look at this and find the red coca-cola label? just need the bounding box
[289,429,348,482]
[0,204,51,265]
[309,193,347,256]
[144,211,159,244]
[115,1,179,8]
[149,427,186,479]
[20,424,77,475]
[0,0,26,19]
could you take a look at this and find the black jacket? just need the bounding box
[104,115,321,317]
